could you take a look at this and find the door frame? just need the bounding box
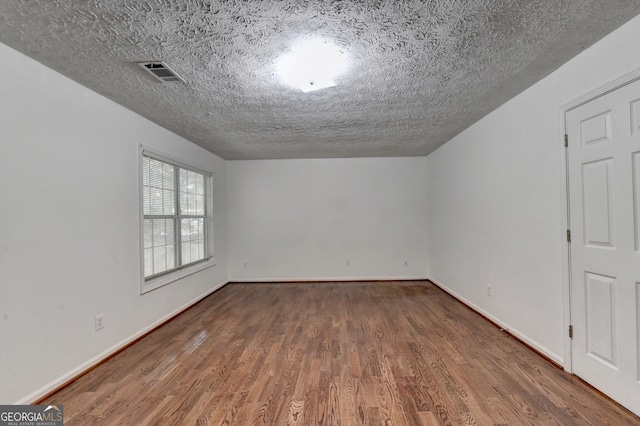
[560,67,640,374]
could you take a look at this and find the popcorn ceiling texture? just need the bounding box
[1,1,639,160]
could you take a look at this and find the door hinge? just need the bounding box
[569,325,573,339]
[566,229,571,242]
[564,134,568,147]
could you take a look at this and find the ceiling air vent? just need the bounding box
[137,61,185,83]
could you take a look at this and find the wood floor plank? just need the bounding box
[42,281,639,425]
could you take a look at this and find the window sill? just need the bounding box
[141,258,216,294]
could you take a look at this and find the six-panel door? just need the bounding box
[567,77,640,416]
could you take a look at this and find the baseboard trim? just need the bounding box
[230,276,430,283]
[24,280,229,405]
[428,277,564,368]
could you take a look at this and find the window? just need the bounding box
[141,150,213,291]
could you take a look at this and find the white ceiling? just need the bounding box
[1,1,639,160]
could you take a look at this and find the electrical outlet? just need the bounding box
[404,259,408,267]
[346,260,350,267]
[243,261,248,269]
[95,314,104,331]
[487,285,492,297]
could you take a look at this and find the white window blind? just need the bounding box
[141,152,212,282]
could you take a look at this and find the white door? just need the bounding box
[567,77,640,416]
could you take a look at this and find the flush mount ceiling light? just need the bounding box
[276,38,349,93]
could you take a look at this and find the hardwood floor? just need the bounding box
[43,281,639,425]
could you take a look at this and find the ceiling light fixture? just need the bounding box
[276,38,349,93]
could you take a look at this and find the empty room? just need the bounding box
[2,1,640,424]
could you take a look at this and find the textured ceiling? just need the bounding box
[1,1,639,160]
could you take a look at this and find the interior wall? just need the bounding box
[227,158,429,281]
[426,14,640,364]
[0,43,228,404]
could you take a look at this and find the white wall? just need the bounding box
[426,14,640,364]
[0,43,228,404]
[227,158,429,281]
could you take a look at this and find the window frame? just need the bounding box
[139,146,215,294]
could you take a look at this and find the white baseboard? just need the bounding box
[17,280,229,405]
[428,277,564,367]
[230,275,430,283]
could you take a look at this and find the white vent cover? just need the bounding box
[137,61,185,83]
